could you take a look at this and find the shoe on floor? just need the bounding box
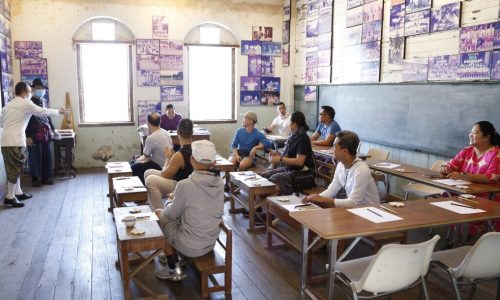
[158,253,185,267]
[15,193,33,201]
[3,197,24,207]
[155,263,187,281]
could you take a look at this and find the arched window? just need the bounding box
[73,17,135,125]
[184,22,238,122]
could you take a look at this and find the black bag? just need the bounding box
[291,169,316,192]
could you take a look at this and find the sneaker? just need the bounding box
[154,263,187,281]
[3,197,24,208]
[158,253,185,267]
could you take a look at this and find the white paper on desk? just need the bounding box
[430,200,484,214]
[373,163,401,169]
[348,207,403,223]
[249,179,274,187]
[135,212,159,221]
[432,179,471,186]
[282,203,321,212]
[234,171,255,177]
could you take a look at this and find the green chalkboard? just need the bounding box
[293,85,318,131]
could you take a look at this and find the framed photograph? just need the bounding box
[347,0,363,10]
[459,23,494,53]
[307,0,319,20]
[305,67,318,83]
[283,21,290,44]
[159,55,182,71]
[403,58,428,81]
[152,16,168,39]
[388,37,405,65]
[491,50,500,80]
[457,51,492,80]
[261,91,280,106]
[363,0,383,24]
[136,39,160,55]
[0,15,11,37]
[306,36,318,49]
[20,58,47,75]
[261,77,280,92]
[346,26,363,46]
[137,100,161,125]
[261,55,275,76]
[284,2,291,21]
[4,0,10,20]
[160,85,183,102]
[362,20,382,43]
[304,86,317,102]
[319,0,333,17]
[346,6,363,28]
[317,49,331,67]
[430,2,461,33]
[241,40,262,55]
[248,55,262,77]
[389,3,405,38]
[392,0,405,4]
[138,70,160,86]
[306,51,318,69]
[262,42,282,56]
[306,19,319,37]
[360,61,380,83]
[494,22,500,50]
[405,0,431,14]
[427,55,458,81]
[318,14,332,35]
[282,44,290,66]
[137,54,160,71]
[404,10,430,36]
[317,33,332,50]
[159,70,183,85]
[240,76,261,91]
[317,66,331,83]
[360,41,381,63]
[160,40,183,55]
[252,26,273,42]
[14,41,43,59]
[240,91,261,106]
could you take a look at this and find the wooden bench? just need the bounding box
[191,222,232,298]
[106,162,133,212]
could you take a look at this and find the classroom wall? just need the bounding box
[10,0,289,167]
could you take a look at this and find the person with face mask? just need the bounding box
[25,78,56,187]
[0,81,64,208]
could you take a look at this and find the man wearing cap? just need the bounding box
[0,82,64,208]
[154,140,224,281]
[229,111,266,171]
[25,78,56,187]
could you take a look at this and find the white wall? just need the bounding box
[11,0,288,167]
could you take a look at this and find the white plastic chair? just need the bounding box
[403,160,448,200]
[431,232,500,300]
[335,235,440,299]
[366,148,390,190]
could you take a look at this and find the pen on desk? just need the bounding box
[458,196,479,204]
[379,205,397,214]
[133,186,145,188]
[450,202,474,209]
[367,208,383,218]
[295,204,312,208]
[136,215,150,220]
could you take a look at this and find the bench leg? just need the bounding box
[201,271,209,298]
[119,242,131,300]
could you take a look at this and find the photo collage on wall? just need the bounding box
[14,41,50,103]
[0,0,13,106]
[305,0,333,85]
[241,23,282,106]
[136,16,184,124]
[344,0,382,83]
[283,0,291,67]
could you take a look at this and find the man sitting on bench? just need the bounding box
[154,140,224,281]
[302,130,379,207]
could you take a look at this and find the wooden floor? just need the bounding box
[0,168,498,300]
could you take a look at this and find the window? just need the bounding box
[185,23,238,122]
[73,17,134,125]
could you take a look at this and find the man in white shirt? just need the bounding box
[131,112,173,184]
[264,102,291,137]
[0,82,64,208]
[303,130,380,208]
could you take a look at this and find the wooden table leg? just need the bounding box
[248,191,255,232]
[119,242,131,300]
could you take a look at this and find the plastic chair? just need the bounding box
[366,148,390,189]
[335,235,440,299]
[430,232,500,300]
[403,160,448,200]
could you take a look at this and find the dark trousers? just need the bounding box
[28,142,53,181]
[130,160,161,184]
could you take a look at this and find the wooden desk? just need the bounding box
[368,160,500,199]
[291,197,500,300]
[139,128,210,153]
[53,132,77,178]
[215,155,236,199]
[229,171,276,232]
[265,133,288,149]
[106,162,133,212]
[312,145,370,160]
[112,176,148,209]
[114,205,166,300]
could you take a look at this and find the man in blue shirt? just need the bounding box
[310,105,341,147]
[229,111,266,171]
